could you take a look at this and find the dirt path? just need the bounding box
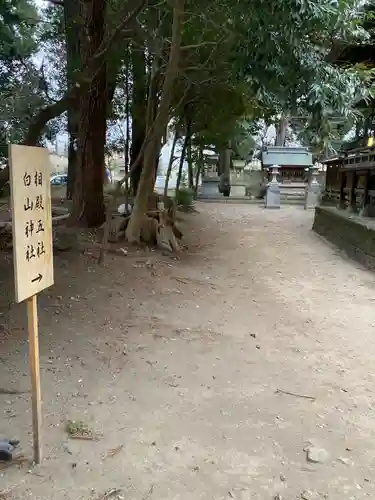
[1,203,375,500]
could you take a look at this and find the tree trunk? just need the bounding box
[176,130,188,195]
[164,129,179,199]
[218,148,229,177]
[147,65,161,184]
[130,45,147,196]
[186,117,193,189]
[154,146,161,183]
[217,150,223,177]
[67,122,78,200]
[123,49,131,212]
[70,0,107,227]
[64,0,82,200]
[194,145,203,196]
[275,116,288,146]
[126,0,185,243]
[224,147,231,175]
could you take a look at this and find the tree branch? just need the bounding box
[181,41,218,51]
[25,94,73,145]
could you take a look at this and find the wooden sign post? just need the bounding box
[9,145,54,464]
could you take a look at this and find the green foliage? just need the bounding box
[227,0,369,153]
[37,4,66,98]
[176,187,195,212]
[0,0,59,158]
[0,64,46,156]
[0,0,371,166]
[163,0,370,156]
[231,120,261,160]
[0,0,37,65]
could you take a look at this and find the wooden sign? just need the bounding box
[9,144,55,464]
[9,145,54,303]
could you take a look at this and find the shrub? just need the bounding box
[175,187,195,212]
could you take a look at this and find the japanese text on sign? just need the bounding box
[9,145,54,303]
[22,171,46,263]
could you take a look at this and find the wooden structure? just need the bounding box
[322,1,375,214]
[262,146,312,184]
[322,149,375,216]
[278,165,307,183]
[261,147,314,206]
[321,156,341,205]
[315,147,375,272]
[312,2,375,269]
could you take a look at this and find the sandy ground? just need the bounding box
[1,203,375,500]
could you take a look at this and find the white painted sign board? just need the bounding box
[9,145,54,303]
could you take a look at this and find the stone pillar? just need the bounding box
[265,164,280,209]
[359,204,369,217]
[304,164,320,210]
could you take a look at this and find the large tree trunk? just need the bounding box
[70,0,107,227]
[218,145,231,187]
[64,0,81,200]
[218,148,230,176]
[224,147,231,175]
[130,44,147,196]
[275,116,289,146]
[126,0,185,243]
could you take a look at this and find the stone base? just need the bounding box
[313,206,375,270]
[359,204,369,217]
[304,180,321,209]
[265,184,280,209]
[304,190,319,210]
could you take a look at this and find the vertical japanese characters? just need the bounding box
[23,171,46,263]
[10,144,54,303]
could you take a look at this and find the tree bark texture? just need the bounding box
[194,145,203,195]
[124,50,131,197]
[186,115,193,189]
[130,45,147,196]
[70,0,107,227]
[275,116,288,146]
[64,0,82,199]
